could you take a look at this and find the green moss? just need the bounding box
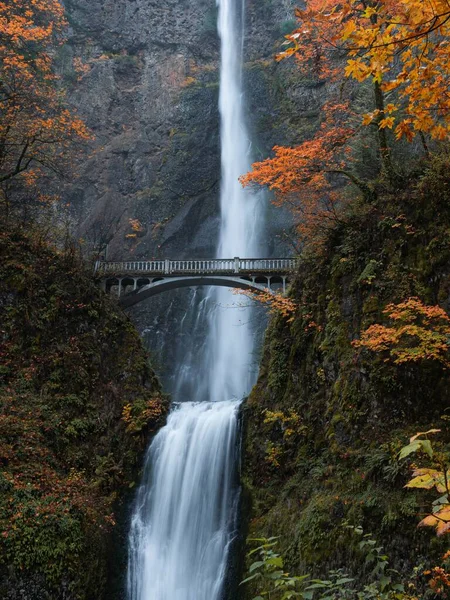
[243,157,450,591]
[267,337,290,394]
[0,226,169,599]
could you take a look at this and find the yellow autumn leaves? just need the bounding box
[280,0,450,142]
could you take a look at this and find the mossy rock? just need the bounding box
[0,225,169,599]
[243,156,450,593]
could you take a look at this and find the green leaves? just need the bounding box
[242,537,310,598]
[242,530,407,599]
[241,525,417,600]
[399,438,433,460]
[398,430,440,460]
[398,429,441,460]
[303,572,355,598]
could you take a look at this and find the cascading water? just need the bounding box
[206,0,265,405]
[127,402,240,600]
[127,0,265,598]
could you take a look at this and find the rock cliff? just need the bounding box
[59,0,327,378]
[61,0,321,261]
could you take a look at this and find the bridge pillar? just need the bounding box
[164,259,170,275]
[282,276,287,293]
[267,276,272,291]
[234,257,239,274]
[117,278,123,297]
[133,278,138,291]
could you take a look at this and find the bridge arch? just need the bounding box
[96,257,297,307]
[118,276,271,308]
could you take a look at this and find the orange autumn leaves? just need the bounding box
[240,103,356,243]
[0,0,90,193]
[354,297,450,367]
[241,0,450,247]
[279,0,450,141]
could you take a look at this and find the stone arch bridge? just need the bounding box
[95,258,298,308]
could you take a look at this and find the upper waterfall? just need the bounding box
[204,0,266,404]
[217,0,263,257]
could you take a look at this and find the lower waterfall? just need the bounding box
[127,401,240,600]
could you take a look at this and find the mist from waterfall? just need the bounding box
[127,1,265,598]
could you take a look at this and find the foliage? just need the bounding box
[279,0,450,141]
[262,409,306,468]
[122,398,165,434]
[126,218,145,239]
[353,298,450,367]
[242,537,310,599]
[243,159,450,585]
[426,551,450,596]
[242,530,414,599]
[0,0,91,207]
[398,431,450,595]
[264,409,303,439]
[398,430,439,461]
[399,430,450,536]
[241,0,450,247]
[235,288,298,322]
[0,225,168,598]
[240,102,360,247]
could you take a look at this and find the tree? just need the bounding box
[279,0,450,144]
[242,0,450,246]
[240,102,371,246]
[0,0,90,204]
[353,297,450,367]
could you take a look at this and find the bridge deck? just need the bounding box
[95,258,298,277]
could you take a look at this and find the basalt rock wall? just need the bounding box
[61,0,331,262]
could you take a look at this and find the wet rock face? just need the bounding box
[63,0,302,262]
[64,0,221,258]
[63,0,321,368]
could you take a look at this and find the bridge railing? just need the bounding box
[94,257,298,276]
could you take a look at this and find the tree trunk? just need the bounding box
[374,82,398,186]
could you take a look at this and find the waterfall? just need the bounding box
[206,0,264,404]
[127,402,240,600]
[127,0,265,598]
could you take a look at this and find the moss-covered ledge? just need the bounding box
[242,157,450,590]
[0,226,169,599]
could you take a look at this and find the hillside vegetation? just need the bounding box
[0,226,168,599]
[241,1,450,597]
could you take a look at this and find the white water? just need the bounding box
[127,0,264,598]
[127,402,240,600]
[205,0,265,404]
